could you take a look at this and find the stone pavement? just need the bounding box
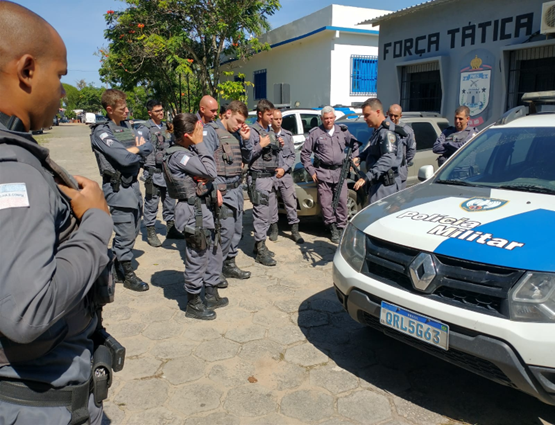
[44,124,555,425]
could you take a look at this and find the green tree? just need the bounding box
[217,71,253,103]
[76,84,103,113]
[99,0,280,115]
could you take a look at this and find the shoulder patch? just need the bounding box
[387,131,397,145]
[0,182,30,210]
[99,132,109,140]
[179,154,190,166]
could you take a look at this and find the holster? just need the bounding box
[382,168,396,186]
[247,172,269,206]
[103,170,121,193]
[144,175,155,197]
[183,198,209,251]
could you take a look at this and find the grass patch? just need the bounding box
[34,133,51,146]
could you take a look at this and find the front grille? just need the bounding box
[362,236,525,318]
[358,311,515,388]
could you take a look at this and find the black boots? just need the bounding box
[222,257,251,280]
[186,293,216,320]
[146,226,162,247]
[166,220,185,240]
[291,223,304,244]
[112,259,125,283]
[254,240,277,266]
[205,286,229,309]
[120,261,149,292]
[218,274,228,289]
[268,222,279,242]
[330,223,340,244]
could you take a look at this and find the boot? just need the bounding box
[222,257,251,280]
[166,220,185,240]
[268,222,279,242]
[112,259,125,283]
[330,223,340,244]
[254,240,277,266]
[253,240,275,257]
[186,293,216,320]
[205,286,229,309]
[121,261,149,292]
[290,223,304,244]
[217,274,228,289]
[146,226,162,247]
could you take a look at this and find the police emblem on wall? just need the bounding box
[459,49,494,126]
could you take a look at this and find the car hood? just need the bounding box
[351,182,555,272]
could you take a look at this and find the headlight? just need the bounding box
[510,272,555,322]
[339,223,366,272]
[292,166,313,183]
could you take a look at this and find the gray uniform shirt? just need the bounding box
[91,120,153,208]
[301,124,359,184]
[166,142,218,231]
[433,125,478,164]
[139,119,173,187]
[363,123,404,182]
[0,125,112,386]
[276,128,295,172]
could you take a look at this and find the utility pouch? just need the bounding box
[110,171,121,193]
[222,143,234,164]
[251,190,269,206]
[92,328,126,373]
[313,156,322,169]
[217,183,227,196]
[184,225,208,251]
[144,175,155,196]
[92,345,112,407]
[155,150,164,166]
[383,168,395,186]
[120,174,134,189]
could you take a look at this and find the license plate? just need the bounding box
[380,301,449,350]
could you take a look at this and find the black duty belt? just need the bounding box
[0,378,92,425]
[102,175,138,185]
[180,197,207,205]
[226,181,241,190]
[250,170,274,178]
[146,166,162,174]
[318,163,342,171]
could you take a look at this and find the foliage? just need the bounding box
[76,85,104,113]
[217,71,253,103]
[99,0,280,115]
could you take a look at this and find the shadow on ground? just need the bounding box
[299,287,555,425]
[150,269,189,311]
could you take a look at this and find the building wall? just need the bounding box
[376,0,550,126]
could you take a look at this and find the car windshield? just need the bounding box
[436,126,555,194]
[245,115,257,125]
[341,122,373,149]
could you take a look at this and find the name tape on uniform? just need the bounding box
[0,183,30,210]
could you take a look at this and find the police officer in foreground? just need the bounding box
[270,109,304,244]
[164,113,228,320]
[354,98,406,204]
[140,99,183,247]
[387,104,416,189]
[301,106,359,244]
[433,105,477,166]
[91,89,153,292]
[0,2,115,422]
[203,101,253,282]
[248,99,281,266]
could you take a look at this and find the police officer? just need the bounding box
[164,113,228,320]
[387,104,416,189]
[270,109,303,244]
[0,3,114,423]
[301,106,359,244]
[354,98,406,204]
[196,95,219,125]
[140,99,183,247]
[202,100,253,281]
[91,89,152,292]
[248,99,280,266]
[433,105,478,166]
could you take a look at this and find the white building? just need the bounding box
[220,4,390,110]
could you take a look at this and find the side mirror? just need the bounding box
[418,165,434,182]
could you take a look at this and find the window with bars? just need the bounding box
[401,62,442,112]
[254,69,267,100]
[351,55,378,95]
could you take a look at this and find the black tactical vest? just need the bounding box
[207,122,242,177]
[144,121,171,168]
[250,122,279,171]
[91,121,138,177]
[163,145,198,201]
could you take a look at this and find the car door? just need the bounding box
[405,121,439,187]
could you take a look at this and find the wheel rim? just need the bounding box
[347,196,358,220]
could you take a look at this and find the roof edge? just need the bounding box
[358,0,458,27]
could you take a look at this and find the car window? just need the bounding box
[437,121,450,132]
[411,122,437,151]
[300,114,321,134]
[282,114,298,134]
[245,115,257,125]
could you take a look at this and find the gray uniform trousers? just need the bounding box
[368,175,403,205]
[275,173,299,225]
[249,175,278,242]
[219,181,244,260]
[317,177,348,228]
[143,185,175,226]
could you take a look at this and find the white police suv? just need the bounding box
[333,93,555,404]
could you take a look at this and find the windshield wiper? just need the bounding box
[498,184,555,195]
[436,179,478,187]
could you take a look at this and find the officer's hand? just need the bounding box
[352,157,360,167]
[217,190,223,207]
[58,175,110,219]
[189,121,204,145]
[276,168,285,178]
[278,137,284,147]
[135,136,146,146]
[239,124,251,140]
[312,173,318,183]
[259,134,271,148]
[353,178,366,191]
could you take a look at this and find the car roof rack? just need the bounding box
[497,90,555,125]
[402,111,442,117]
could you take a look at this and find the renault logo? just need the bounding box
[409,253,436,293]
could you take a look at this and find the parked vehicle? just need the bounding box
[85,113,96,125]
[333,92,555,405]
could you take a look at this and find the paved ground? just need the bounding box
[42,124,555,425]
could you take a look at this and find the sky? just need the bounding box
[16,0,422,88]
